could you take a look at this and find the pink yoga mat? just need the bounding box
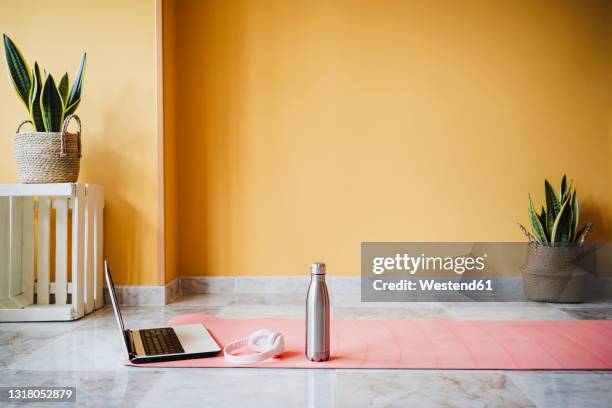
[130,314,612,370]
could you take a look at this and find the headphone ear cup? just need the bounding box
[248,329,276,352]
[272,333,285,356]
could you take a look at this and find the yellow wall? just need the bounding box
[0,0,162,285]
[169,0,612,276]
[610,3,612,229]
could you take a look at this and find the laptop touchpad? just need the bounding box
[172,324,221,354]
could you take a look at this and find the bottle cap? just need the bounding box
[310,262,326,275]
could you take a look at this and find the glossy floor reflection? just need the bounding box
[1,295,611,407]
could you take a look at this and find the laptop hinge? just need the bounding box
[124,330,136,355]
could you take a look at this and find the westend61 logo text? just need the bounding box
[372,253,487,275]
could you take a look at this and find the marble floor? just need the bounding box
[1,295,611,408]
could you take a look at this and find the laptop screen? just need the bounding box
[104,262,128,346]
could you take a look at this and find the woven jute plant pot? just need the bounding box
[521,243,588,303]
[14,114,82,183]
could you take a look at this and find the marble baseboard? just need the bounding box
[179,276,329,294]
[103,285,165,306]
[178,276,612,301]
[165,278,180,304]
[178,276,526,299]
[179,276,315,294]
[103,279,180,306]
[180,276,329,295]
[179,276,236,294]
[104,276,612,305]
[237,276,312,294]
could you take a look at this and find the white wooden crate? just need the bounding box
[0,183,104,321]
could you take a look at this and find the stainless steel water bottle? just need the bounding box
[305,262,330,362]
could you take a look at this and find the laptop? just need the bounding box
[105,261,221,364]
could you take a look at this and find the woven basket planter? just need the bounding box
[521,243,588,303]
[14,114,82,184]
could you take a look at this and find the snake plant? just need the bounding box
[519,175,592,246]
[3,34,86,132]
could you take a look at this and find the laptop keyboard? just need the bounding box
[140,327,185,356]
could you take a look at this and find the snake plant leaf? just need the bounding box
[529,195,548,244]
[64,97,80,116]
[27,67,36,117]
[551,198,572,245]
[560,175,567,202]
[40,74,64,132]
[58,72,69,105]
[537,206,548,241]
[575,223,592,245]
[3,34,31,108]
[571,191,579,240]
[544,180,559,235]
[66,52,86,108]
[28,66,39,130]
[518,223,536,242]
[28,62,45,131]
[27,69,35,104]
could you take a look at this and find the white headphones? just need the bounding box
[223,329,285,365]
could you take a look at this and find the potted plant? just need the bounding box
[3,34,86,183]
[518,175,593,303]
